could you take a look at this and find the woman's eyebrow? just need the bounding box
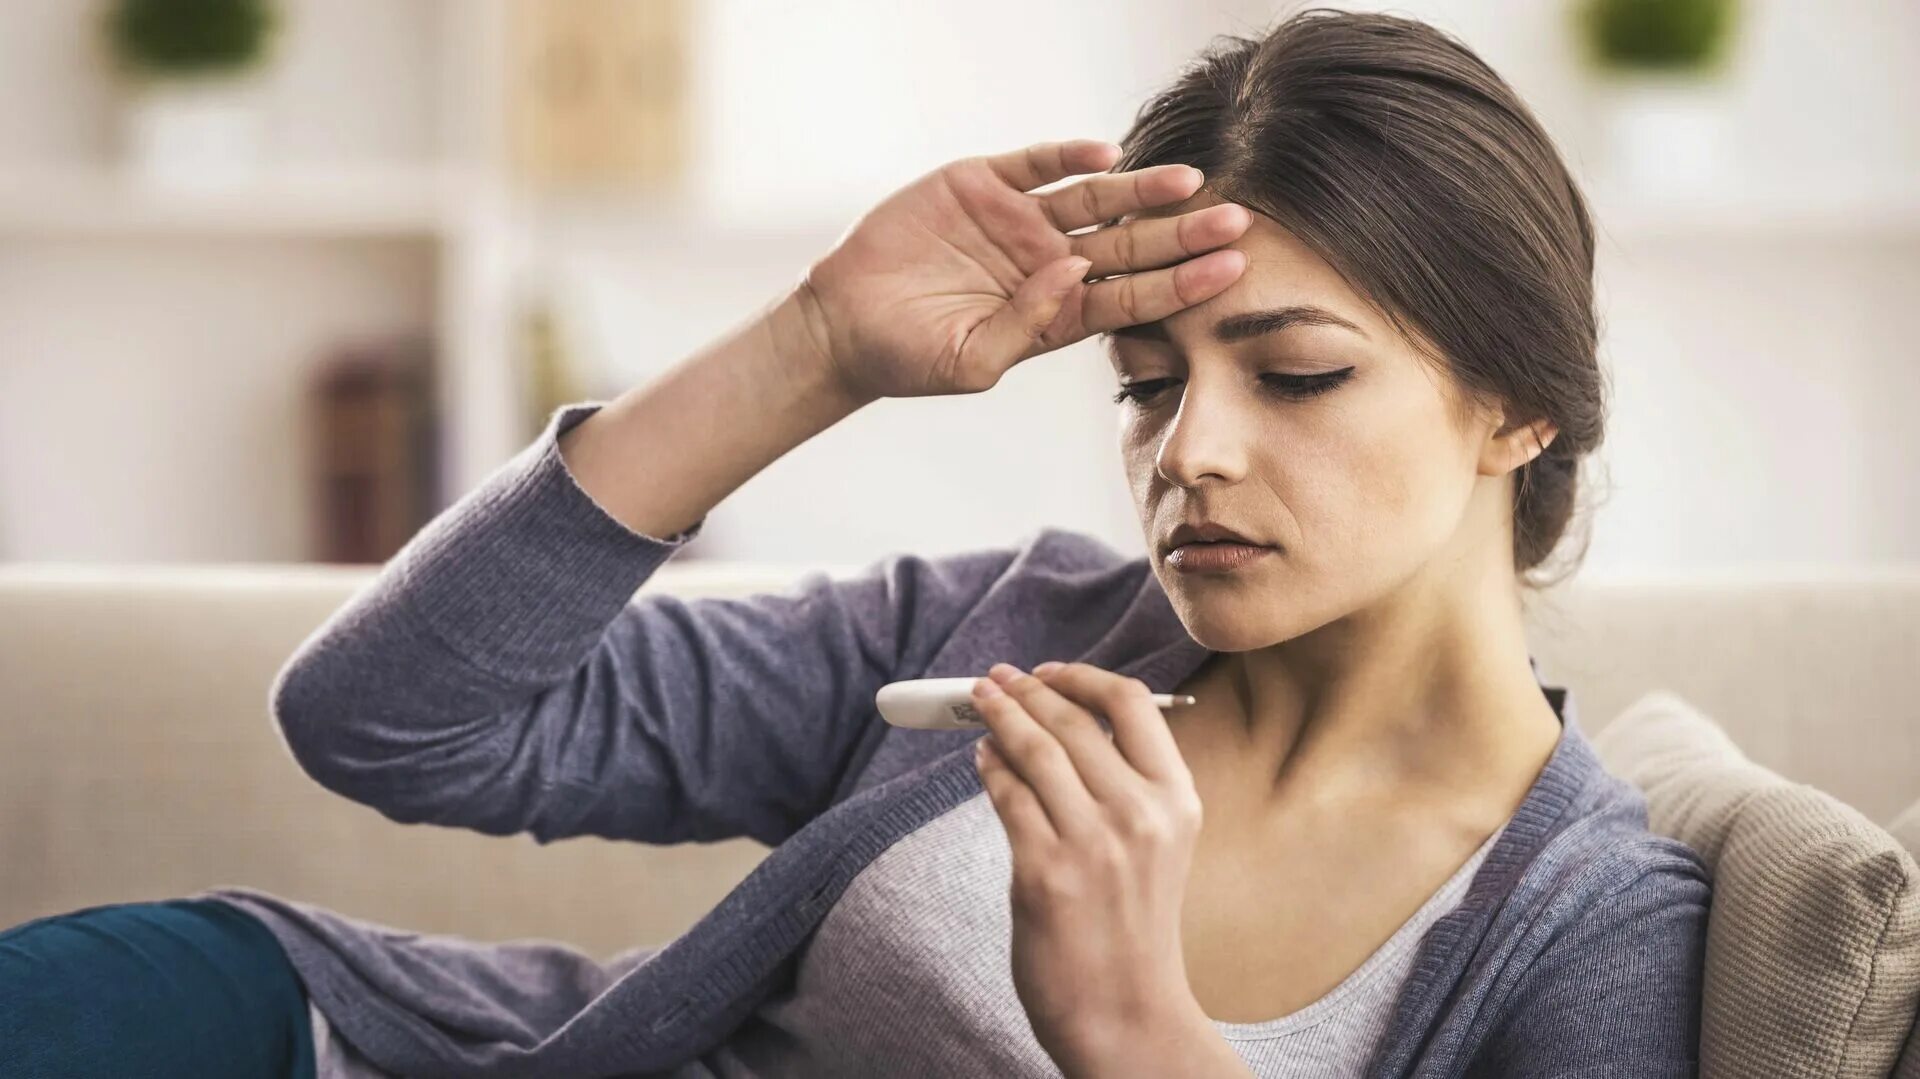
[1102,304,1370,343]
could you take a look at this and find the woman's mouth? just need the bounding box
[1166,540,1276,573]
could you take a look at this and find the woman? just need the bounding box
[1,9,1709,1077]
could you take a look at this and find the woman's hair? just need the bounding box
[1113,6,1605,589]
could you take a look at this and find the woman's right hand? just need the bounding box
[792,139,1251,402]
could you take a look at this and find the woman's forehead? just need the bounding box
[1123,194,1386,340]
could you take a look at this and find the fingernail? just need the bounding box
[973,677,1003,698]
[1034,661,1064,677]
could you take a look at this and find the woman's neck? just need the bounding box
[1176,571,1562,823]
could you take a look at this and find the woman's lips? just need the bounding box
[1166,541,1276,573]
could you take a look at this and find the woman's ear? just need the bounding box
[1480,414,1558,478]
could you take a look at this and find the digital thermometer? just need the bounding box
[875,676,1197,731]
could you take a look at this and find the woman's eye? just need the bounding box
[1110,370,1352,406]
[1110,378,1175,405]
[1264,371,1352,399]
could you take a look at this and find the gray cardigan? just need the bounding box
[208,401,1711,1078]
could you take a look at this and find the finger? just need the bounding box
[1038,163,1205,232]
[992,666,1148,806]
[975,737,1059,850]
[981,139,1121,193]
[1069,203,1251,279]
[1081,248,1248,335]
[972,678,1104,840]
[1036,663,1191,785]
[957,255,1088,373]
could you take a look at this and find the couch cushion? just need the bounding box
[1901,1001,1920,1078]
[1592,690,1920,1078]
[1893,800,1920,863]
[1895,799,1920,1079]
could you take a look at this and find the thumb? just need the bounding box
[961,256,1089,372]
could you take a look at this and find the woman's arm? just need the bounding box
[271,391,1024,846]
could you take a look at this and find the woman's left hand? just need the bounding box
[972,660,1237,1076]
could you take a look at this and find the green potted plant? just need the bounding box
[100,0,281,186]
[1574,0,1740,191]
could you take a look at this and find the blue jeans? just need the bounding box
[0,899,317,1079]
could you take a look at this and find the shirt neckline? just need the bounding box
[1204,811,1511,1041]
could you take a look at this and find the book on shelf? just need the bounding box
[307,333,438,564]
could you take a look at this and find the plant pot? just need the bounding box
[118,73,269,188]
[1593,71,1732,194]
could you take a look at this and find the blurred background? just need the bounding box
[0,0,1914,573]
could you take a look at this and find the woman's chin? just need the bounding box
[1165,594,1302,654]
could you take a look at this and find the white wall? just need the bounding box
[1593,239,1920,570]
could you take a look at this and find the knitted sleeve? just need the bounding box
[269,401,1021,848]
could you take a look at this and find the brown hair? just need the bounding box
[1113,6,1606,588]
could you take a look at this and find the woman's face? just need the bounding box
[1108,191,1535,652]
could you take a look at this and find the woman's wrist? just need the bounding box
[764,279,874,412]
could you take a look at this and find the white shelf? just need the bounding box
[0,165,487,238]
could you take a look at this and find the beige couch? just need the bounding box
[3,561,1918,1072]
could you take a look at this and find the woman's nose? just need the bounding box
[1153,384,1250,487]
